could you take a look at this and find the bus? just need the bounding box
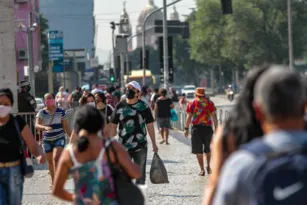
[124,70,156,87]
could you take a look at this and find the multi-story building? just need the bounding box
[40,0,95,57]
[39,0,96,89]
[14,0,40,83]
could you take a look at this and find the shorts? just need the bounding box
[42,137,66,153]
[157,117,171,128]
[191,125,213,154]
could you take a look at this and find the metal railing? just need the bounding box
[170,103,232,131]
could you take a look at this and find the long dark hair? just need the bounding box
[80,93,95,106]
[222,65,268,152]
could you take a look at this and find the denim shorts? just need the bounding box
[0,165,24,205]
[42,137,66,153]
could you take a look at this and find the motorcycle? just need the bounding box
[227,90,234,102]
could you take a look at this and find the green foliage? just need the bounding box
[40,14,49,70]
[190,0,307,68]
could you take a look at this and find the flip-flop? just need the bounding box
[160,140,165,144]
[166,142,170,145]
[206,167,212,175]
[199,170,205,176]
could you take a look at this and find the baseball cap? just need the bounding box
[126,81,141,92]
[19,80,30,88]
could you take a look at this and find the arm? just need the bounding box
[185,112,193,129]
[52,149,74,202]
[35,116,49,131]
[211,112,218,130]
[154,103,158,120]
[21,125,44,158]
[170,103,175,109]
[109,123,118,137]
[110,141,141,179]
[62,118,71,137]
[146,122,158,153]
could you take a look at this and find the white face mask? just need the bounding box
[0,105,12,118]
[87,102,96,107]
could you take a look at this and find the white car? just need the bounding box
[182,85,196,98]
[35,97,45,112]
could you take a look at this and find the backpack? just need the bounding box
[241,139,307,205]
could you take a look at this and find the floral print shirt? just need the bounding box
[186,97,216,126]
[68,142,119,205]
[110,100,154,153]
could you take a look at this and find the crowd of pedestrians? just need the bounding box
[1,64,307,205]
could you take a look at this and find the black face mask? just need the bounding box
[126,89,136,99]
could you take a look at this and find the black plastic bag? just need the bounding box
[150,153,169,184]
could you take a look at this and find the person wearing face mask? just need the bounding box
[55,86,70,110]
[17,80,37,135]
[110,81,158,185]
[35,93,71,187]
[69,93,98,144]
[0,88,45,204]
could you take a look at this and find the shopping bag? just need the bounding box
[150,153,169,184]
[170,109,178,122]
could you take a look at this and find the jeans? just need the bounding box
[130,147,148,185]
[42,137,66,153]
[0,165,24,205]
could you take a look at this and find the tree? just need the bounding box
[190,0,307,69]
[40,14,49,70]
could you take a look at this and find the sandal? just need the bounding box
[199,170,205,176]
[166,142,170,145]
[160,140,165,144]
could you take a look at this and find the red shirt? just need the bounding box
[186,97,216,126]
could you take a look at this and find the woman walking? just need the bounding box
[52,105,141,204]
[35,93,71,187]
[154,88,174,145]
[0,88,45,204]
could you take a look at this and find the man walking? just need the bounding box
[184,88,218,176]
[213,68,307,205]
[110,81,158,185]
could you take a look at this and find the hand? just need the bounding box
[152,143,158,153]
[184,130,189,138]
[44,126,52,131]
[36,154,46,164]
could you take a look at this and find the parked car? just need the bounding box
[35,97,45,112]
[205,88,216,97]
[182,85,196,98]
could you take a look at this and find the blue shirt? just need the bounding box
[213,130,307,205]
[36,108,66,141]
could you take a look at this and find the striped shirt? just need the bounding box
[36,108,66,141]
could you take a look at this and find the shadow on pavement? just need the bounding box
[169,130,191,147]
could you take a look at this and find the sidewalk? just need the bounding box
[23,128,206,205]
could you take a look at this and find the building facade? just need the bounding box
[39,0,96,57]
[14,0,40,83]
[136,0,163,49]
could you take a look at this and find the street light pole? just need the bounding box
[162,0,169,91]
[142,0,181,86]
[27,12,35,95]
[288,0,294,70]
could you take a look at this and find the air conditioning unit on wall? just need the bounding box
[17,48,28,60]
[15,0,28,3]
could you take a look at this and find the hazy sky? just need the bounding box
[94,0,196,52]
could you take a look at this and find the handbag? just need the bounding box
[13,117,34,178]
[105,140,145,205]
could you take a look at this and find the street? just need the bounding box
[23,96,233,205]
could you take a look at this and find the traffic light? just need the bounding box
[221,0,233,14]
[110,21,115,30]
[109,68,115,83]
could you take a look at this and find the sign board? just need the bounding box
[115,35,128,54]
[90,57,99,68]
[154,20,190,39]
[48,30,64,72]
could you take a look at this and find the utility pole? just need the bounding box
[120,54,125,89]
[141,0,181,86]
[27,12,35,96]
[163,0,169,91]
[0,1,18,112]
[287,0,294,70]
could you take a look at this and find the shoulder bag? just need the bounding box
[105,140,145,205]
[14,117,34,178]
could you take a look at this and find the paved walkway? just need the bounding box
[23,128,207,205]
